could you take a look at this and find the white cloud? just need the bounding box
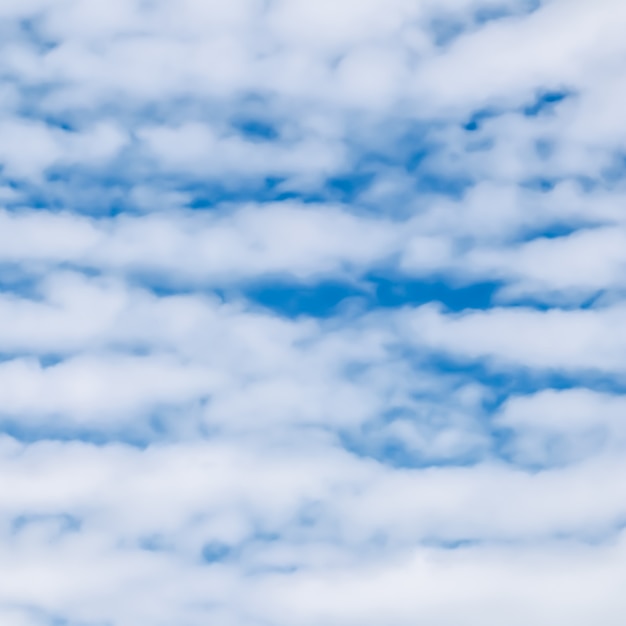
[0,205,402,282]
[404,303,626,371]
[1,0,626,624]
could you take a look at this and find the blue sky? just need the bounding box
[1,0,626,624]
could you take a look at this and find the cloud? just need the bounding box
[496,388,626,464]
[1,0,626,624]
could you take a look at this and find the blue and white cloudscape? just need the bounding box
[1,0,626,624]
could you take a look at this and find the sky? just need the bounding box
[1,0,626,624]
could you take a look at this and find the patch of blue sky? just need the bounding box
[325,172,377,203]
[496,290,608,312]
[463,107,503,132]
[523,89,572,117]
[244,281,365,318]
[376,277,500,310]
[461,91,571,137]
[232,118,280,142]
[412,172,474,199]
[201,541,233,564]
[244,276,501,318]
[510,221,597,245]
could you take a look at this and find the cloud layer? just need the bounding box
[1,0,626,624]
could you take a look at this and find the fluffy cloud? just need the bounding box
[1,0,625,624]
